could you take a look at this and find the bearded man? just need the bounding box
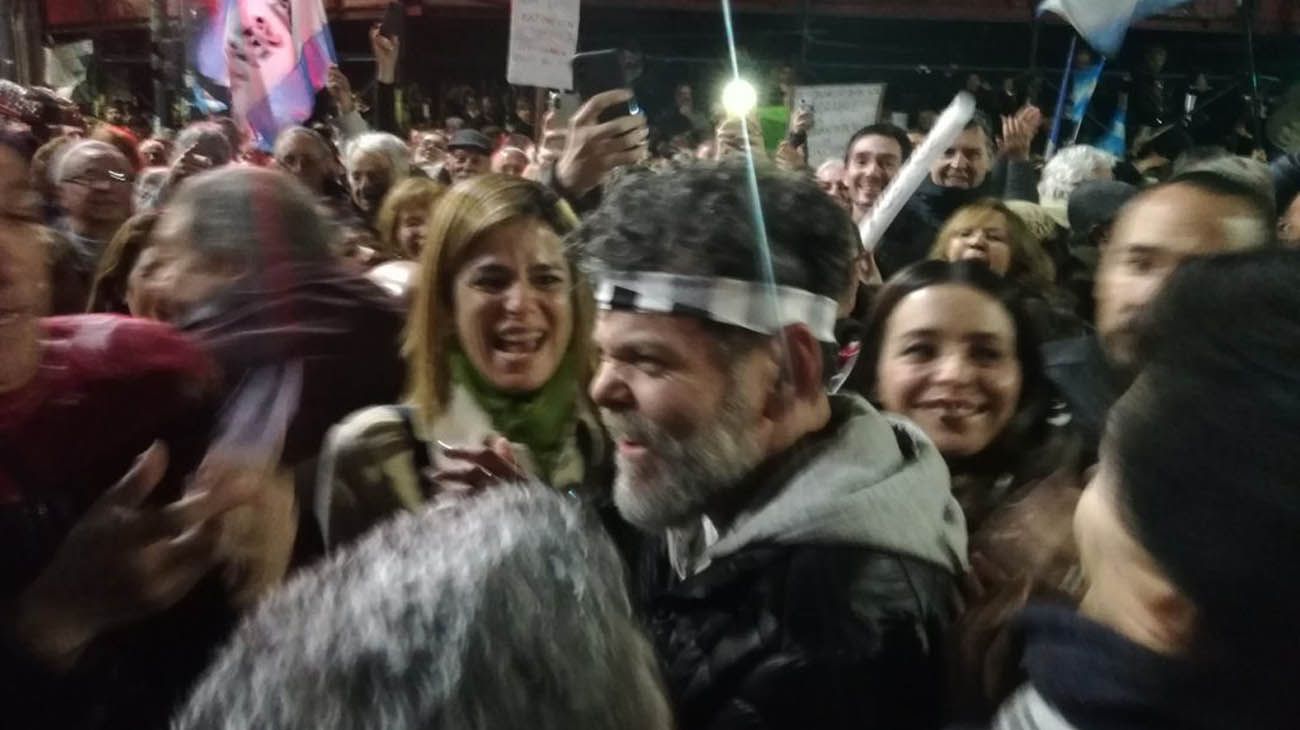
[573,160,967,730]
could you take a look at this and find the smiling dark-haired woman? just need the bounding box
[854,261,1081,534]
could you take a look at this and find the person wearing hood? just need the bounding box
[879,112,1040,280]
[574,160,966,730]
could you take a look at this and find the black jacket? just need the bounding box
[1041,336,1123,460]
[644,396,967,730]
[653,544,955,730]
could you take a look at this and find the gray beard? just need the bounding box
[604,389,763,533]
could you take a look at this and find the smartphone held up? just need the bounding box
[571,49,642,123]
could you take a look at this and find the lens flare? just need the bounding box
[721,79,758,118]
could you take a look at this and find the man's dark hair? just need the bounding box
[1171,145,1230,175]
[1110,249,1300,721]
[843,123,913,163]
[574,159,858,305]
[1149,169,1277,245]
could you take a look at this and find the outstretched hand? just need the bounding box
[327,66,355,114]
[999,105,1042,161]
[555,90,648,198]
[14,443,255,670]
[370,25,399,84]
[426,436,529,500]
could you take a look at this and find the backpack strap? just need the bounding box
[392,405,435,497]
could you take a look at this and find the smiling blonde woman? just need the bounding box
[316,174,604,550]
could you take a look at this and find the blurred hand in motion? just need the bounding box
[370,25,399,85]
[427,436,528,501]
[537,110,566,169]
[714,115,766,161]
[790,107,815,136]
[998,105,1042,161]
[13,442,255,671]
[326,66,355,114]
[556,90,648,198]
[168,143,213,188]
[194,456,298,611]
[773,140,807,172]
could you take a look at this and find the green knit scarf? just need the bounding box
[447,346,578,482]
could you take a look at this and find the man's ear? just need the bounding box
[760,325,824,420]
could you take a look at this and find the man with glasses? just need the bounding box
[54,140,134,255]
[50,140,134,312]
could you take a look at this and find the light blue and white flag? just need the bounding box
[1037,0,1192,57]
[1067,62,1104,123]
[196,0,336,150]
[1097,93,1128,158]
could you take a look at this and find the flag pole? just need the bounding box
[1045,33,1077,160]
[1241,0,1265,152]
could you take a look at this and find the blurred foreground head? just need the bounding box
[176,486,672,730]
[1077,248,1300,723]
[139,166,331,322]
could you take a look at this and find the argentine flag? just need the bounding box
[1067,62,1103,123]
[1097,94,1128,158]
[196,0,337,150]
[1038,0,1192,57]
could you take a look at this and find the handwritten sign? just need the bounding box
[507,0,581,90]
[793,83,887,167]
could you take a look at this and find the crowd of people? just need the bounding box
[3,27,1300,730]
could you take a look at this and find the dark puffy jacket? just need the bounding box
[1041,336,1122,460]
[653,543,955,730]
[642,396,967,730]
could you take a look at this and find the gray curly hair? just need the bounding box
[344,132,410,181]
[1038,145,1116,205]
[174,486,671,730]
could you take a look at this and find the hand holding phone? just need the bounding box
[378,1,405,40]
[555,89,648,197]
[571,49,641,124]
[369,23,400,84]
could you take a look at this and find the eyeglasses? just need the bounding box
[66,169,134,188]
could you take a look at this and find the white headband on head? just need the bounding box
[593,270,839,343]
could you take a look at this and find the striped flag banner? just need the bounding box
[195,0,337,150]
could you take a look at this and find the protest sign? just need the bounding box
[507,0,581,90]
[793,83,886,166]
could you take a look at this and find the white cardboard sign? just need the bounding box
[793,83,887,167]
[507,0,581,90]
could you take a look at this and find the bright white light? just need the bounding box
[721,78,757,118]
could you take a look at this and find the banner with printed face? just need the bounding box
[196,0,336,150]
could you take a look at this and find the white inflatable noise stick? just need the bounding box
[857,91,977,252]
